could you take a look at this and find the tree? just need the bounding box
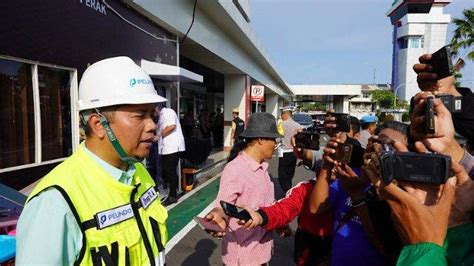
[299,102,326,112]
[450,8,474,83]
[370,90,395,109]
[395,100,409,110]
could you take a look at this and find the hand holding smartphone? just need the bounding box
[220,201,252,222]
[194,216,224,233]
[326,113,351,133]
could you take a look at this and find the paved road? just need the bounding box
[166,155,317,265]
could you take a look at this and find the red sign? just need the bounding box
[251,85,265,102]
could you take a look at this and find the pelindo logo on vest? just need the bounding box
[108,208,132,220]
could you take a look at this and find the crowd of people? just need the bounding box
[205,52,474,266]
[12,52,474,266]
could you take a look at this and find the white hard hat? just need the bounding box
[78,56,167,111]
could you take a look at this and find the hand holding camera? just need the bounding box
[372,138,458,246]
[410,92,464,163]
[380,174,456,246]
[325,111,351,137]
[294,131,320,151]
[413,47,461,97]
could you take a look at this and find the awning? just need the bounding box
[140,59,203,83]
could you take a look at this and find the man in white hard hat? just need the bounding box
[16,57,169,265]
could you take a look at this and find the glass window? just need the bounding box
[0,59,35,168]
[38,66,72,161]
[408,37,422,48]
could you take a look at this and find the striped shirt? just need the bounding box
[215,151,274,265]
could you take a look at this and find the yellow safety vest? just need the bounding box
[277,118,285,135]
[27,145,168,266]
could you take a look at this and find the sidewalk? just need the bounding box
[165,156,316,265]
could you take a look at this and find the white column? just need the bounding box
[223,75,246,151]
[342,96,350,114]
[265,94,278,118]
[278,98,284,115]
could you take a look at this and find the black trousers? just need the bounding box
[294,229,332,266]
[161,152,180,198]
[278,152,297,194]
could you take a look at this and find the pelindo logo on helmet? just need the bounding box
[129,78,152,87]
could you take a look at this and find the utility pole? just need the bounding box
[373,68,376,84]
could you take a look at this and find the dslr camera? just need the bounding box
[379,149,451,185]
[295,131,320,150]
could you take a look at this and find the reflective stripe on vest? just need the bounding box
[27,143,168,266]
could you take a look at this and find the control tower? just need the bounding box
[387,0,451,102]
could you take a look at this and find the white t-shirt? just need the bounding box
[359,129,372,149]
[157,107,185,155]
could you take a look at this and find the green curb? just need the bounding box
[166,177,220,239]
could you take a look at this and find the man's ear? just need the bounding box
[256,138,265,145]
[88,114,107,139]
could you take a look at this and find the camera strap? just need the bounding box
[335,207,357,232]
[336,197,388,258]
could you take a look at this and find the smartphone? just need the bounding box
[219,201,252,221]
[333,113,351,133]
[430,45,454,80]
[294,131,320,150]
[333,142,353,164]
[194,216,224,233]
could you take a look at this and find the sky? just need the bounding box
[250,0,474,87]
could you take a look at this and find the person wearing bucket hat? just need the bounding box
[17,57,169,265]
[205,112,282,265]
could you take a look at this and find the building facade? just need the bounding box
[349,84,392,119]
[387,0,451,102]
[0,0,291,190]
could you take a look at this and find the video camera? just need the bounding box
[423,94,462,135]
[379,145,451,185]
[436,94,462,113]
[294,131,320,150]
[430,45,454,80]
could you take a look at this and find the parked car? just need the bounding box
[293,112,314,130]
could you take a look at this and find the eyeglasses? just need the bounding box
[274,142,282,151]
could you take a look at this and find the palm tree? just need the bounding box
[450,8,474,65]
[449,8,473,85]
